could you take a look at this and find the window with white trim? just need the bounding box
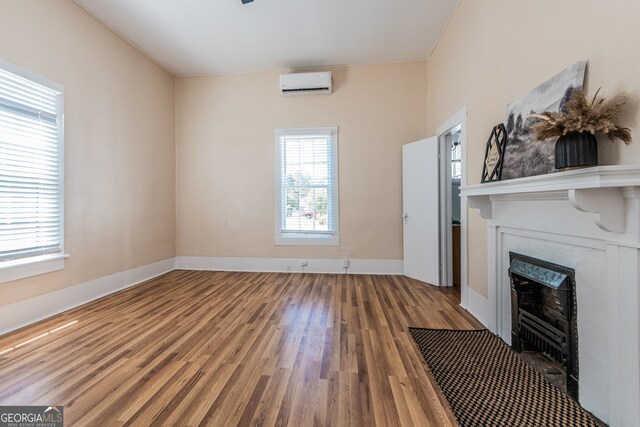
[275,127,339,245]
[451,125,462,181]
[0,60,65,279]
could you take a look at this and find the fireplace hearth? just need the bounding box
[509,252,579,400]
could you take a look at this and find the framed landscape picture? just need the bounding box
[501,60,587,180]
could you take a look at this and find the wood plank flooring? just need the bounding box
[0,271,482,426]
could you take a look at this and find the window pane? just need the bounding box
[451,143,461,179]
[283,186,330,232]
[277,128,337,239]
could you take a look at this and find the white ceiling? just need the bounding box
[73,0,459,76]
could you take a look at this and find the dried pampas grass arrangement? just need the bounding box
[529,88,632,144]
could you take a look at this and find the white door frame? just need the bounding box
[438,130,452,287]
[436,106,468,308]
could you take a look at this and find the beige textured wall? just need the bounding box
[0,0,176,306]
[176,62,427,260]
[426,0,640,297]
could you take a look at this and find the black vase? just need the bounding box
[555,132,598,171]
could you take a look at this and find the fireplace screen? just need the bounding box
[509,252,579,400]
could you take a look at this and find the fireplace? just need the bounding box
[462,166,640,424]
[509,252,579,400]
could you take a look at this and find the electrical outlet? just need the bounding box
[342,260,349,268]
[301,261,308,267]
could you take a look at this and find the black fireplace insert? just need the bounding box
[509,252,579,400]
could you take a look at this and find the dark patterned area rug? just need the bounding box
[409,328,600,427]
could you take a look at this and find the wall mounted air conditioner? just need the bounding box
[279,71,332,96]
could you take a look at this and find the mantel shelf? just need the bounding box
[460,165,640,233]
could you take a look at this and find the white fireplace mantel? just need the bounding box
[461,165,640,426]
[463,165,640,233]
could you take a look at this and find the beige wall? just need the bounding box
[427,0,640,297]
[176,62,427,260]
[5,0,636,308]
[0,0,176,306]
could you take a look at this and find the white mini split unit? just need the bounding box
[279,71,332,96]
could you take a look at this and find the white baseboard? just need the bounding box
[0,256,403,336]
[467,287,490,329]
[175,256,404,275]
[0,258,175,335]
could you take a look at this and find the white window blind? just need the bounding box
[275,128,338,244]
[0,62,64,263]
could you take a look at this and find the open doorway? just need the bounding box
[437,107,467,306]
[447,126,462,291]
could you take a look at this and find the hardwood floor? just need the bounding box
[0,271,482,426]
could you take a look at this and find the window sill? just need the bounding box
[0,253,70,284]
[275,236,339,246]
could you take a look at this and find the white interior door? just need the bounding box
[402,137,440,285]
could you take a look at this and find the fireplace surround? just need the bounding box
[462,165,640,426]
